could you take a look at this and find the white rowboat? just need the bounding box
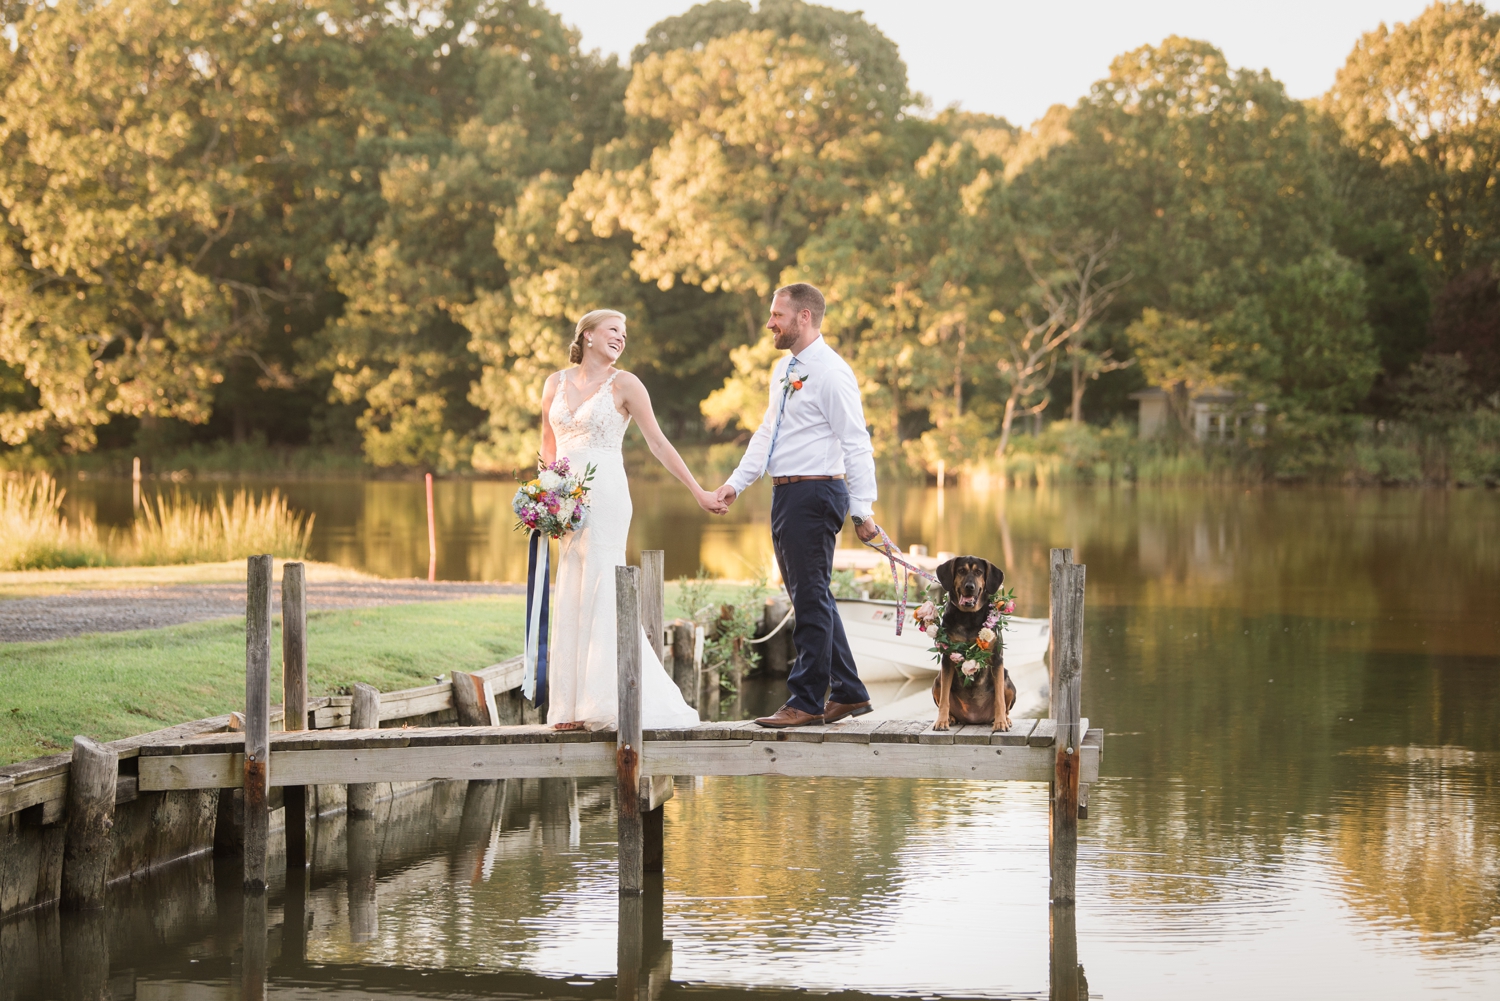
[836,597,1051,683]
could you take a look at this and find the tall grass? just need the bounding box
[128,489,314,564]
[0,474,106,570]
[0,474,313,569]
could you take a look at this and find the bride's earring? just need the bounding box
[586,337,593,348]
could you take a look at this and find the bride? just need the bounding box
[539,309,723,728]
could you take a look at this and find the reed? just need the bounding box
[127,489,314,565]
[0,474,106,570]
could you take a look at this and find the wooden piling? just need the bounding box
[1049,903,1084,1001]
[347,682,380,818]
[667,619,698,708]
[243,554,272,894]
[348,812,379,943]
[1049,559,1085,904]
[60,735,118,909]
[281,561,308,868]
[450,671,496,726]
[641,550,665,665]
[616,565,643,895]
[242,882,268,1001]
[61,907,110,1001]
[1048,548,1073,722]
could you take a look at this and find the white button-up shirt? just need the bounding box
[725,336,878,518]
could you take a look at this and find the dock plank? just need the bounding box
[993,718,1039,746]
[953,725,992,746]
[1026,719,1056,747]
[918,723,956,745]
[870,720,929,744]
[822,720,881,744]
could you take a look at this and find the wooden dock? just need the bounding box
[5,548,1098,1001]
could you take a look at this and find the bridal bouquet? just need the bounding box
[512,457,595,539]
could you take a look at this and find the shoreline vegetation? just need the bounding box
[5,412,1498,492]
[1,473,314,571]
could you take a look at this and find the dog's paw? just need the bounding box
[992,717,1012,733]
[932,719,951,732]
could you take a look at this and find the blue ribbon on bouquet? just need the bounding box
[523,530,550,712]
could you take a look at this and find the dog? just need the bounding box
[929,555,1016,732]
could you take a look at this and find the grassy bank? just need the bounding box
[0,597,524,765]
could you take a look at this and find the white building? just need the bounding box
[1130,388,1265,440]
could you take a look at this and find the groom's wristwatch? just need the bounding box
[851,515,866,527]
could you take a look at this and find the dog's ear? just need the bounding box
[984,560,1005,597]
[935,558,957,594]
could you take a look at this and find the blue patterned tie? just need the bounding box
[765,356,799,472]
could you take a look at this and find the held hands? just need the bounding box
[714,484,738,511]
[696,487,730,516]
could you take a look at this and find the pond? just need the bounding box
[18,474,1500,998]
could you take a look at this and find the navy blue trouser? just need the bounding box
[770,480,870,716]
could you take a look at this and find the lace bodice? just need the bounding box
[550,369,631,453]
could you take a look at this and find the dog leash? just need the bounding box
[860,527,941,636]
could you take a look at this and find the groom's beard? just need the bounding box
[771,325,802,350]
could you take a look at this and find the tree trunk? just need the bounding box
[1069,348,1085,423]
[995,393,1019,460]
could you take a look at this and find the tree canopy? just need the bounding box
[0,0,1493,474]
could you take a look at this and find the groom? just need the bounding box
[715,283,883,728]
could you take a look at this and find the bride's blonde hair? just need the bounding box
[569,309,627,364]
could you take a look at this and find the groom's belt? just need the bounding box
[770,474,845,485]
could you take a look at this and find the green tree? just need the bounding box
[1323,2,1500,278]
[311,0,628,470]
[1022,37,1375,432]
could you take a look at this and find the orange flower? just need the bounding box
[791,380,804,390]
[976,637,991,650]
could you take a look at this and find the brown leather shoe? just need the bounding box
[754,703,825,728]
[823,699,873,724]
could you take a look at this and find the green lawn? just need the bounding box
[0,597,525,765]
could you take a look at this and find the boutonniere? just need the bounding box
[781,367,809,395]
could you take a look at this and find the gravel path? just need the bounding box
[0,580,525,643]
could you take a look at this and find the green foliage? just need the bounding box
[1322,1,1500,278]
[1,1,1497,480]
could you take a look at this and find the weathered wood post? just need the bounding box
[61,907,111,1001]
[347,683,380,818]
[242,880,268,1001]
[617,892,643,1001]
[616,565,644,895]
[1048,548,1073,720]
[60,735,118,909]
[1049,559,1085,904]
[1049,902,1085,1001]
[451,671,497,726]
[641,550,665,664]
[348,808,379,943]
[244,554,273,894]
[281,561,308,868]
[667,619,698,708]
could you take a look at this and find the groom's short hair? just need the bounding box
[774,283,825,326]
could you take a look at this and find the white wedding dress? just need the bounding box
[546,370,701,728]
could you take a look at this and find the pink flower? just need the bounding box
[961,659,979,677]
[949,652,963,663]
[925,624,939,639]
[1002,600,1015,614]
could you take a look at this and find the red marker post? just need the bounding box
[425,472,437,583]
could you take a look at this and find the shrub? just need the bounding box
[0,474,107,570]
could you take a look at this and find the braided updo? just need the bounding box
[569,309,627,364]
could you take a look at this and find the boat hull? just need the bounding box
[835,598,1051,683]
